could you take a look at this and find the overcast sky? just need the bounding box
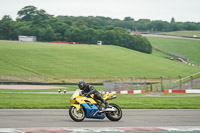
[0,0,200,22]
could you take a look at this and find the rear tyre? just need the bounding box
[69,106,85,122]
[106,103,122,121]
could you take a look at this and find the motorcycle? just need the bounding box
[69,89,122,122]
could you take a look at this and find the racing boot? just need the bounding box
[97,102,103,113]
[105,102,109,109]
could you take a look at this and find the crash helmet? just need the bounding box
[78,80,87,90]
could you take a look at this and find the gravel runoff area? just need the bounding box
[0,85,64,89]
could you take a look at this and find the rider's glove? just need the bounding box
[83,93,88,97]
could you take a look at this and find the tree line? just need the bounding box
[7,6,200,54]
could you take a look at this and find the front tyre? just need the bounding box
[69,106,85,122]
[106,103,122,121]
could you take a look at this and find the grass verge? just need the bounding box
[0,92,200,109]
[113,94,200,109]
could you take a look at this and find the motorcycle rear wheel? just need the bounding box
[106,103,122,121]
[69,106,85,122]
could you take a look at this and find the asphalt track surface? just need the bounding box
[0,109,200,128]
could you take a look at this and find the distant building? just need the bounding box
[97,41,102,45]
[18,36,37,42]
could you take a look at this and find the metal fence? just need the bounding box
[103,74,200,92]
[173,73,200,90]
[1,73,200,91]
[103,77,159,92]
[103,81,147,92]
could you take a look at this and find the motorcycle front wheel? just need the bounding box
[69,106,85,122]
[106,103,122,121]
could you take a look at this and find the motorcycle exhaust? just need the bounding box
[103,107,116,112]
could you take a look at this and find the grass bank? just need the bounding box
[147,36,200,65]
[0,40,199,81]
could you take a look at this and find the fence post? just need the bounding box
[139,78,141,90]
[131,77,134,90]
[160,76,164,92]
[168,76,171,89]
[150,84,152,91]
[144,77,147,90]
[179,76,182,89]
[190,76,193,89]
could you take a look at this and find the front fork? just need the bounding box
[71,104,81,111]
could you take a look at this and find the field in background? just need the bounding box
[161,30,200,38]
[147,37,200,65]
[0,40,199,83]
[1,35,200,109]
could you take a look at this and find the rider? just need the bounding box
[78,80,109,110]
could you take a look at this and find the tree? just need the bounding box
[124,17,134,21]
[17,6,50,22]
[17,6,38,21]
[38,25,56,41]
[15,21,32,36]
[0,15,15,40]
[171,17,175,23]
[151,20,169,32]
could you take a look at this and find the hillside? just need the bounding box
[147,36,200,65]
[0,40,199,80]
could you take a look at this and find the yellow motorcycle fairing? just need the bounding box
[70,90,97,111]
[70,89,115,111]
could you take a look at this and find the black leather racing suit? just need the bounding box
[82,84,108,107]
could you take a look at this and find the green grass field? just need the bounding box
[1,36,200,109]
[147,37,200,65]
[0,92,200,109]
[0,40,199,81]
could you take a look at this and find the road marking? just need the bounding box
[1,127,200,132]
[165,89,200,93]
[101,90,146,94]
